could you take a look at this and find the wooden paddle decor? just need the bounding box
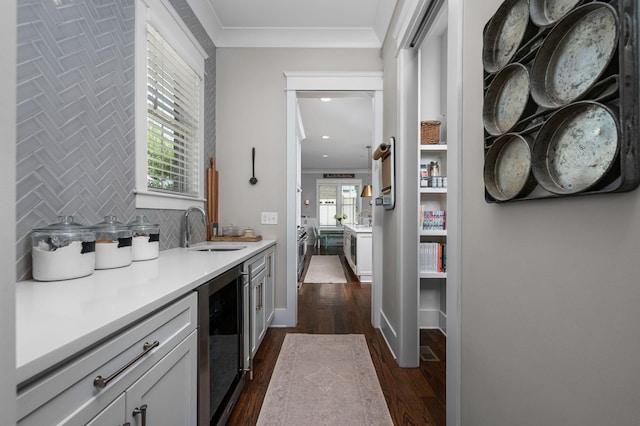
[207,157,218,240]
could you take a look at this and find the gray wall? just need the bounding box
[380,0,420,364]
[381,24,398,356]
[460,1,640,425]
[215,47,383,309]
[1,0,17,422]
[15,0,215,281]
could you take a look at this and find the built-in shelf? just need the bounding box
[419,144,447,151]
[418,135,447,332]
[420,272,447,279]
[415,0,449,336]
[420,188,447,194]
[420,229,447,237]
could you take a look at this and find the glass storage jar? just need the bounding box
[127,215,160,261]
[92,215,133,269]
[222,224,240,237]
[31,216,96,281]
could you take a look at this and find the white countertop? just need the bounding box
[343,224,372,234]
[15,240,275,386]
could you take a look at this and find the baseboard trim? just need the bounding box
[439,310,447,334]
[379,310,398,360]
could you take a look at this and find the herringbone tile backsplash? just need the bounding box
[16,0,215,281]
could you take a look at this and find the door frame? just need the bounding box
[394,0,462,424]
[279,71,383,327]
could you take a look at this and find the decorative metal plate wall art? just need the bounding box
[482,0,639,202]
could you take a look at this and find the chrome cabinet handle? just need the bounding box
[267,255,271,278]
[256,282,260,310]
[93,341,159,388]
[132,404,148,426]
[257,282,263,310]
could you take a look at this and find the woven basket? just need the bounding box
[420,121,441,145]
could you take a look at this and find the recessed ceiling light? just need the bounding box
[320,98,331,102]
[322,154,329,158]
[321,135,330,140]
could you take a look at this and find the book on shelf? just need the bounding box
[420,207,446,231]
[419,242,446,273]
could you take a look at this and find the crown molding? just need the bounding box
[186,0,395,48]
[214,28,382,48]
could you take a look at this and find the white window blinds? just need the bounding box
[146,24,200,196]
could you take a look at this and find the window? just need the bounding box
[317,180,361,226]
[135,0,206,210]
[146,25,199,196]
[318,184,337,225]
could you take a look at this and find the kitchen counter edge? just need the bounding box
[15,240,276,387]
[342,224,373,233]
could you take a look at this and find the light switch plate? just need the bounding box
[261,212,278,225]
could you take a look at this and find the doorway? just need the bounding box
[396,0,461,422]
[296,90,372,237]
[282,72,383,328]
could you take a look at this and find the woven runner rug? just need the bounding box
[303,255,347,283]
[257,334,393,425]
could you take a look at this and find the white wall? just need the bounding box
[216,48,382,309]
[460,1,640,425]
[420,35,442,121]
[1,0,17,423]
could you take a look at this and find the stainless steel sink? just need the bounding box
[188,244,247,252]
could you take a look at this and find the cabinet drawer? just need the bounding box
[245,251,266,274]
[85,393,125,426]
[17,292,197,426]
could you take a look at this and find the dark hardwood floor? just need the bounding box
[227,246,446,425]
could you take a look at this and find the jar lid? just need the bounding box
[32,216,95,245]
[33,215,90,232]
[93,215,130,232]
[127,215,159,232]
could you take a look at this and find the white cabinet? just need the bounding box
[243,246,276,376]
[264,247,275,326]
[355,233,372,281]
[123,331,197,425]
[251,265,267,357]
[87,332,197,426]
[343,225,372,283]
[17,293,198,426]
[86,394,126,426]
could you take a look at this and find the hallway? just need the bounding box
[228,247,446,425]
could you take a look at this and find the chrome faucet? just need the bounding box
[182,206,208,248]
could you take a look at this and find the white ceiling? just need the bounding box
[297,92,374,171]
[187,0,395,171]
[190,0,397,48]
